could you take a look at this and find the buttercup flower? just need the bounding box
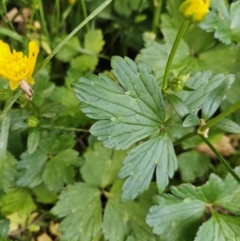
[0,40,39,90]
[179,0,211,23]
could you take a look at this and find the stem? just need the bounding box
[162,20,189,91]
[199,134,240,184]
[0,0,113,121]
[0,114,10,161]
[199,100,240,133]
[173,131,197,146]
[41,124,89,133]
[38,0,50,39]
[152,0,162,33]
[80,0,90,32]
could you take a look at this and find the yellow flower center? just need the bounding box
[1,50,29,81]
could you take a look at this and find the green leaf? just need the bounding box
[39,132,76,155]
[72,56,165,150]
[147,195,205,241]
[0,188,36,216]
[178,150,210,182]
[214,118,240,134]
[1,153,17,191]
[84,30,105,53]
[17,150,47,188]
[27,128,41,154]
[103,180,157,241]
[167,93,189,119]
[147,169,240,240]
[71,55,98,72]
[202,80,233,121]
[183,113,200,127]
[54,36,81,62]
[118,133,177,201]
[200,0,240,44]
[195,213,240,241]
[43,149,78,191]
[176,72,234,112]
[51,183,102,241]
[0,216,9,240]
[113,0,149,17]
[31,183,58,204]
[81,142,126,188]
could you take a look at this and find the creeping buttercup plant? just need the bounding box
[1,0,240,240]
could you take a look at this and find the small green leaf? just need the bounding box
[1,153,17,191]
[202,80,233,121]
[178,150,210,182]
[183,113,200,127]
[0,215,9,240]
[39,132,75,155]
[51,183,102,241]
[81,142,126,188]
[103,180,156,241]
[118,133,177,201]
[27,128,41,154]
[43,149,78,192]
[17,150,47,188]
[32,183,58,204]
[72,56,165,150]
[167,93,189,118]
[84,30,105,53]
[214,118,240,133]
[54,36,81,62]
[71,55,98,72]
[195,213,240,241]
[0,188,36,216]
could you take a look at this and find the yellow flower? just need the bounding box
[68,0,76,4]
[0,40,39,90]
[179,0,211,23]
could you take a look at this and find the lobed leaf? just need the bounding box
[118,133,177,201]
[51,183,102,241]
[72,56,165,150]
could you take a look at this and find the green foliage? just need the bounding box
[147,168,240,241]
[200,0,240,44]
[1,0,240,240]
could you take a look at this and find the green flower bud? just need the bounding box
[27,116,39,127]
[169,78,184,92]
[178,73,190,83]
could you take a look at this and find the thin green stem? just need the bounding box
[0,0,113,121]
[41,124,89,132]
[199,134,240,184]
[55,0,60,27]
[0,114,10,161]
[152,0,162,33]
[173,131,197,146]
[80,0,90,32]
[162,20,189,91]
[38,0,50,39]
[199,100,240,133]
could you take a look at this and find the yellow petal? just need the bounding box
[27,41,39,76]
[0,40,11,62]
[9,80,19,90]
[25,76,35,85]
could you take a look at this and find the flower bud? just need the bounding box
[27,116,39,127]
[179,0,211,23]
[169,78,184,92]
